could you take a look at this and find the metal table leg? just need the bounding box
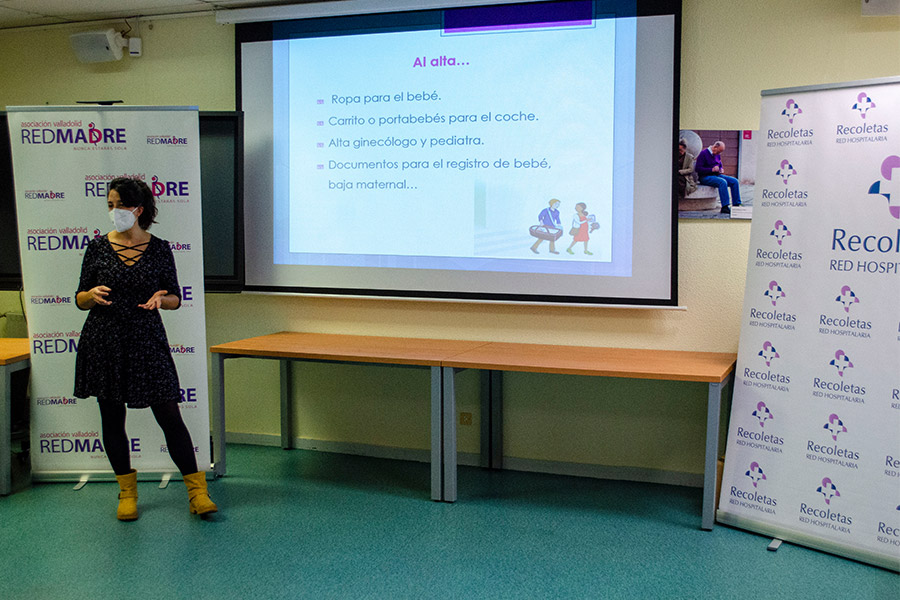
[0,364,12,496]
[441,366,459,502]
[430,366,442,501]
[702,374,732,530]
[280,359,293,449]
[209,353,227,477]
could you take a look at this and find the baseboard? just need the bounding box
[501,456,702,488]
[224,432,703,487]
[224,432,481,466]
[224,432,283,447]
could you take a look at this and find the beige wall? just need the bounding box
[2,1,898,475]
[0,16,234,110]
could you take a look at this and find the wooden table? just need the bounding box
[209,332,489,500]
[1,338,30,496]
[210,332,736,529]
[442,342,737,530]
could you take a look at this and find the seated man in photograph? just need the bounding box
[695,141,741,214]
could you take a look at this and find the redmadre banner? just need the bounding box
[718,79,900,571]
[7,106,211,478]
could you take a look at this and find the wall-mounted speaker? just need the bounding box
[69,29,127,63]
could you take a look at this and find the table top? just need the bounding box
[444,342,736,383]
[210,331,489,367]
[0,338,30,366]
[210,332,736,382]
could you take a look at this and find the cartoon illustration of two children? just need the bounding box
[528,198,598,256]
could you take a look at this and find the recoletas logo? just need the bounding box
[737,404,784,454]
[776,159,797,185]
[770,220,791,245]
[781,99,802,124]
[743,340,790,391]
[835,286,859,313]
[752,401,774,427]
[806,414,859,470]
[851,92,876,119]
[749,284,795,329]
[800,477,852,531]
[745,461,767,488]
[823,413,847,441]
[829,350,853,377]
[762,159,807,205]
[758,341,780,367]
[817,477,840,505]
[729,461,777,513]
[867,155,900,220]
[757,220,802,269]
[764,281,785,306]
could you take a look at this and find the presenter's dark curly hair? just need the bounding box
[107,177,157,230]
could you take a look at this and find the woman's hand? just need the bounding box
[139,290,169,311]
[77,286,112,309]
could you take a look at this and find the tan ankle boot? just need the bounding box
[183,471,218,515]
[115,469,138,521]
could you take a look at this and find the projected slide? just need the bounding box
[273,17,625,275]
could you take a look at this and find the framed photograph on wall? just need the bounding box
[677,129,757,220]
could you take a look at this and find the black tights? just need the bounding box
[99,401,198,476]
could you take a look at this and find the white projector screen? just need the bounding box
[238,0,680,305]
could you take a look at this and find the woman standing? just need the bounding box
[566,202,593,255]
[74,177,217,521]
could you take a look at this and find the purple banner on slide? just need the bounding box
[444,1,593,34]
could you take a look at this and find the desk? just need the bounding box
[210,333,736,528]
[1,338,30,496]
[443,343,736,530]
[209,332,489,501]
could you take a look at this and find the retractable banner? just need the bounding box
[717,79,900,570]
[8,106,211,477]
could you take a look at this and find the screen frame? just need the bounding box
[235,0,681,306]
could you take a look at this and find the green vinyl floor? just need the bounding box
[0,444,896,599]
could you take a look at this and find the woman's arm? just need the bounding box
[138,290,180,311]
[76,286,112,310]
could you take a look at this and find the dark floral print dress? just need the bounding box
[74,235,182,408]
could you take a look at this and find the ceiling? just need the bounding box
[0,0,331,30]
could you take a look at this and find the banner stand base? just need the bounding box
[718,510,900,572]
[34,470,184,485]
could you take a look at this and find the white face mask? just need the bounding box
[109,207,139,232]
